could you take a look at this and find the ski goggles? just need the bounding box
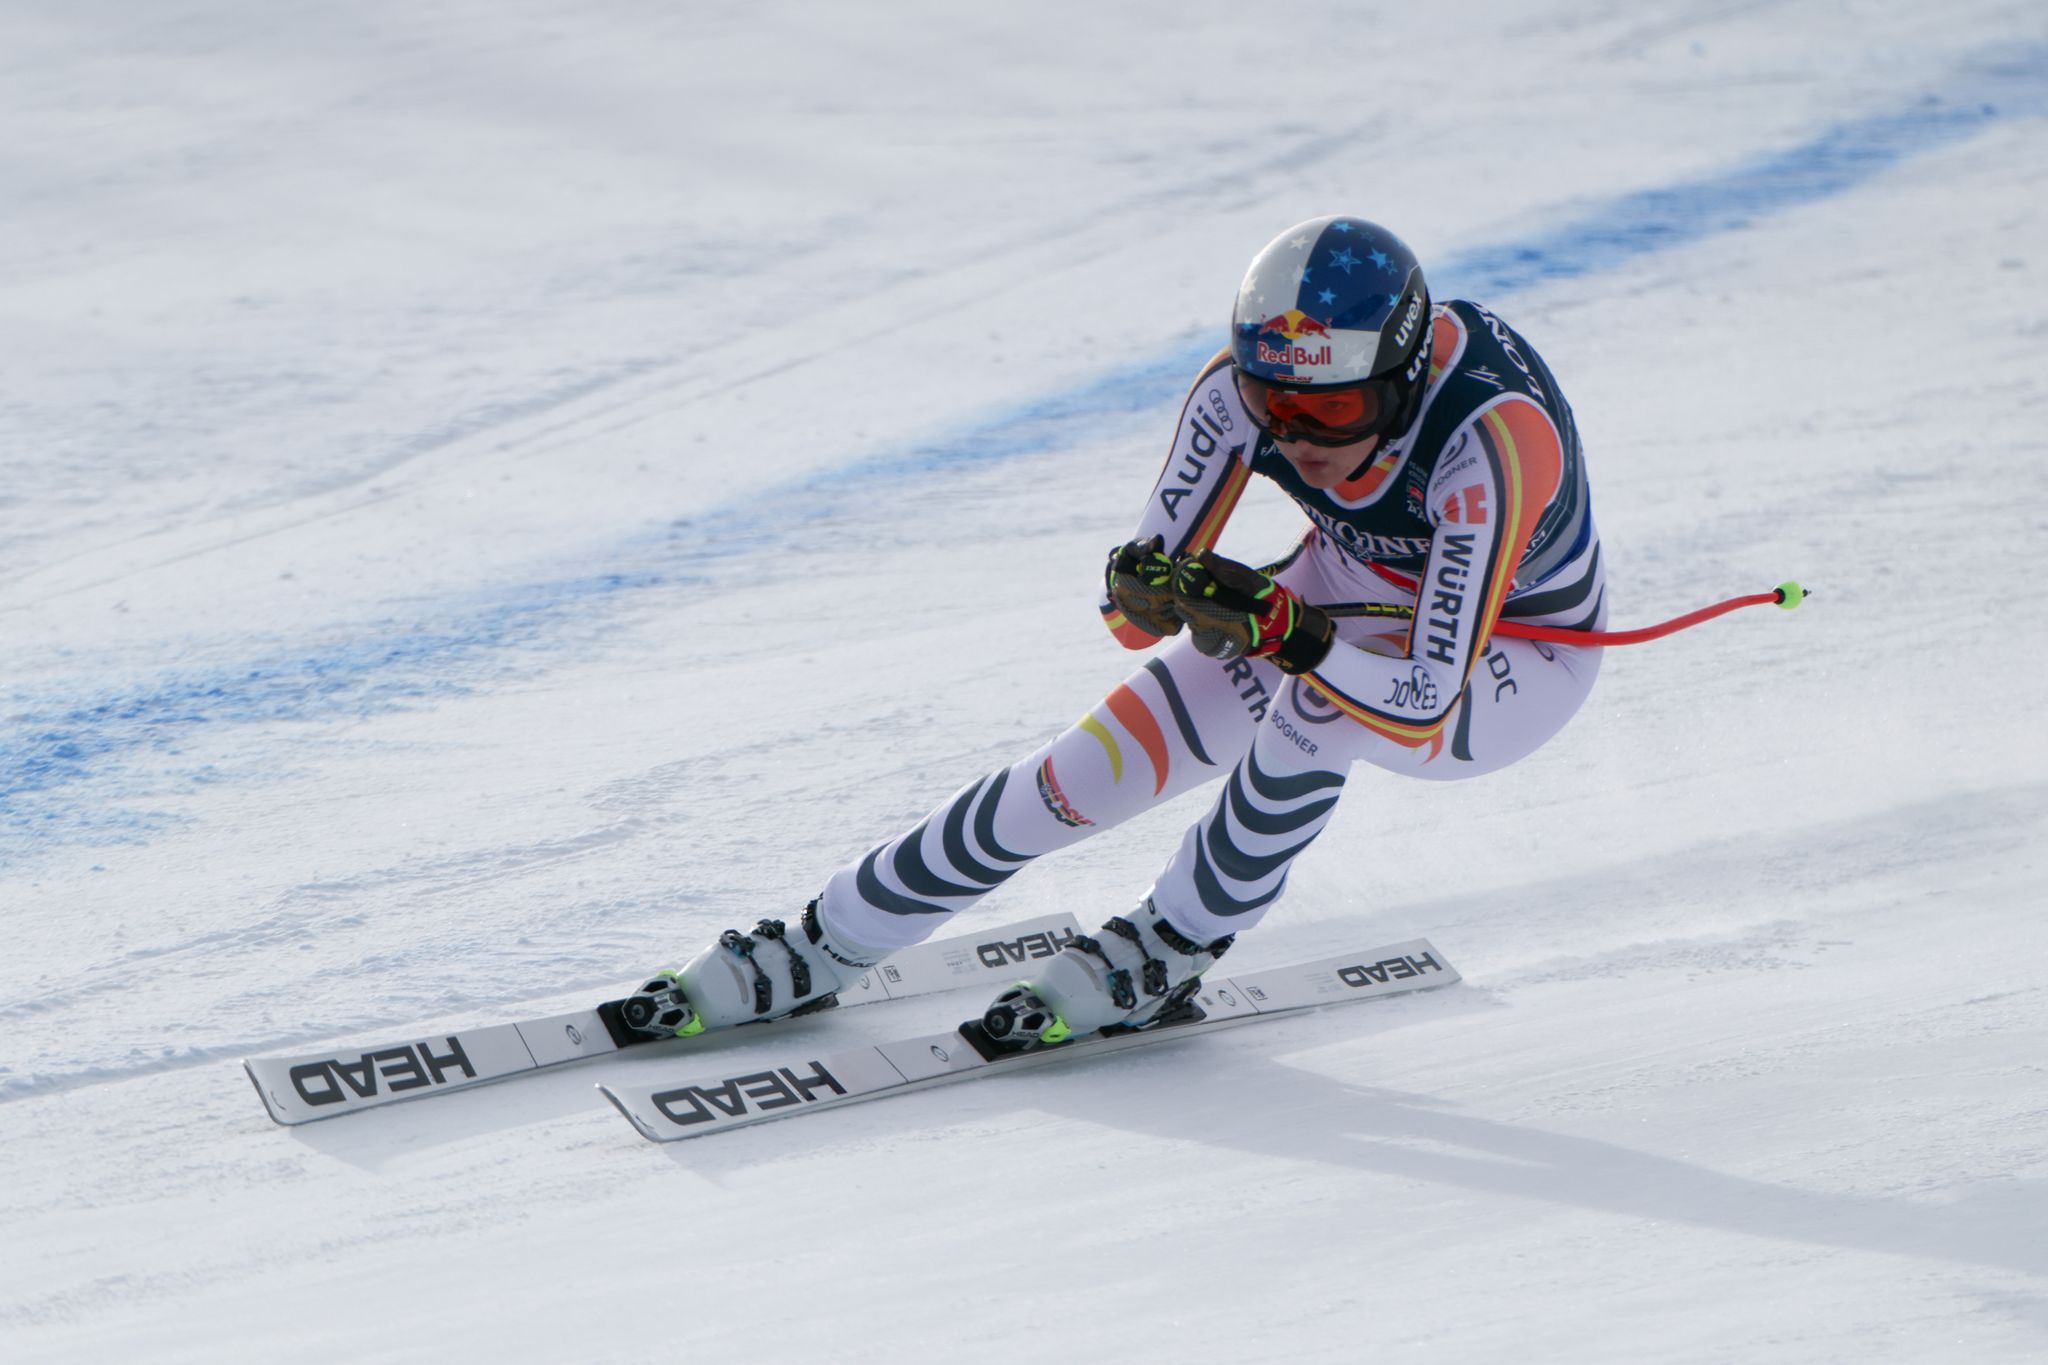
[1233,368,1408,447]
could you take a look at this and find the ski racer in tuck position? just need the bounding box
[624,214,1608,1048]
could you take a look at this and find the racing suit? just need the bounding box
[821,301,1605,946]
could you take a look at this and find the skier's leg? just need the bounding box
[982,671,1356,1044]
[817,636,1279,954]
[1146,624,1604,942]
[1144,680,1353,940]
[986,580,1606,1044]
[1316,632,1606,783]
[631,638,1274,1037]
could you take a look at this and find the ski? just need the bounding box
[243,911,1083,1125]
[599,937,1458,1143]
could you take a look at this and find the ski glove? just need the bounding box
[1106,535,1183,639]
[1171,552,1334,675]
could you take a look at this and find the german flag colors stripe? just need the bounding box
[1100,603,1163,650]
[1079,684,1175,795]
[1184,457,1251,558]
[1105,683,1172,795]
[1472,398,1565,656]
[1077,714,1123,782]
[1306,395,1564,749]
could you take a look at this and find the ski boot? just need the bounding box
[979,897,1233,1050]
[620,900,884,1039]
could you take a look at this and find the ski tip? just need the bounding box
[596,1084,664,1143]
[242,1059,298,1127]
[1409,938,1460,986]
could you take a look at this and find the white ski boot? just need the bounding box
[620,900,885,1038]
[979,897,1233,1049]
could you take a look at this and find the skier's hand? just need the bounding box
[1105,536,1183,639]
[1171,552,1334,675]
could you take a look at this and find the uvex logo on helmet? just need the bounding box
[1391,291,1423,352]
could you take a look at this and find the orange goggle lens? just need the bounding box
[1235,370,1398,447]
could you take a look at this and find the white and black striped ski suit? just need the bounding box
[822,302,1604,951]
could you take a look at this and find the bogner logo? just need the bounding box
[290,1037,475,1106]
[1338,953,1444,987]
[975,928,1079,969]
[652,1063,845,1126]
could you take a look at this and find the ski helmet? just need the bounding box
[1229,215,1432,446]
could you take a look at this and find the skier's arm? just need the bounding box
[1099,350,1256,648]
[1300,396,1567,747]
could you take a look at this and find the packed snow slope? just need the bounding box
[4,2,2046,1360]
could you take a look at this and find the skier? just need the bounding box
[627,215,1604,1049]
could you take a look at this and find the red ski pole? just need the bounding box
[1496,582,1808,647]
[1331,572,1809,647]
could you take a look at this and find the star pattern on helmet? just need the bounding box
[1327,247,1359,274]
[1369,249,1391,270]
[1330,221,1353,233]
[1317,287,1336,305]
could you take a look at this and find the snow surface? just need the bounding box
[4,1,2047,1359]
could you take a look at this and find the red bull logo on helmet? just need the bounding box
[1256,309,1335,372]
[1258,309,1333,341]
[1256,340,1333,369]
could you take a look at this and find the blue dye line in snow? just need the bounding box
[2,57,2039,855]
[1437,55,2043,298]
[1,572,664,847]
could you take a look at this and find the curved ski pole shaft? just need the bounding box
[1323,580,1807,647]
